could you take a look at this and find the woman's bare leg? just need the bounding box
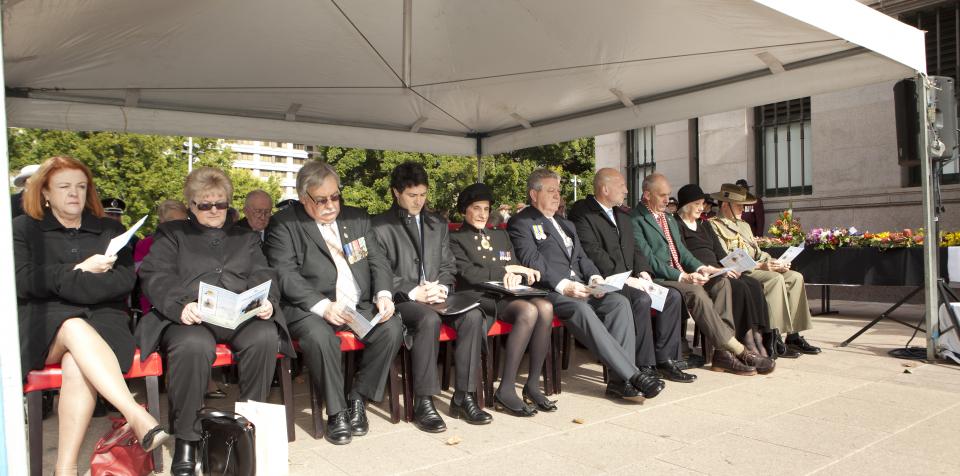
[47,318,160,440]
[53,352,96,475]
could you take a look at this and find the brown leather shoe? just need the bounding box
[710,349,757,376]
[739,350,775,374]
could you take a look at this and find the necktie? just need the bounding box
[320,223,360,310]
[606,208,617,229]
[653,212,684,272]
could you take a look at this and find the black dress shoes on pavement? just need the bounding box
[786,334,821,354]
[630,371,665,398]
[325,411,353,445]
[171,439,199,476]
[450,391,493,425]
[413,395,447,433]
[347,398,369,436]
[605,381,643,399]
[656,360,697,383]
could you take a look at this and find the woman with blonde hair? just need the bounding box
[13,156,169,475]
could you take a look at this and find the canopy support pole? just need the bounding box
[918,73,939,360]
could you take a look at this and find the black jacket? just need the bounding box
[449,223,518,291]
[568,196,654,278]
[137,214,292,358]
[371,205,456,302]
[507,205,600,291]
[264,203,392,322]
[14,210,136,376]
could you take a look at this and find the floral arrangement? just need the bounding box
[942,231,960,247]
[765,209,805,246]
[760,226,932,249]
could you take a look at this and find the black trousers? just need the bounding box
[160,319,279,441]
[287,314,403,416]
[729,275,771,339]
[547,292,638,384]
[395,302,484,396]
[619,285,683,366]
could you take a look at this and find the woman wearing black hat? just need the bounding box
[449,183,557,416]
[674,184,774,369]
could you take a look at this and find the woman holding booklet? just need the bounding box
[674,184,773,362]
[13,156,170,475]
[449,183,557,416]
[709,182,820,357]
[139,167,292,476]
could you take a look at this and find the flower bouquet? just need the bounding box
[766,209,805,246]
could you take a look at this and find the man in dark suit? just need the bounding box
[371,162,491,433]
[238,189,273,242]
[630,173,761,374]
[568,168,693,383]
[264,162,403,445]
[508,169,665,400]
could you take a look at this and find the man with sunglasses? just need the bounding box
[263,161,403,445]
[237,189,273,242]
[371,162,491,433]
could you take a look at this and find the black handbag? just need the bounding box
[198,408,256,476]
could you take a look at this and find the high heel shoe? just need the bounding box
[139,425,171,452]
[522,388,558,412]
[493,391,537,417]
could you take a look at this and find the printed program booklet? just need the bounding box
[198,280,271,329]
[633,279,670,311]
[344,307,385,340]
[588,270,631,296]
[708,248,758,278]
[778,245,805,264]
[105,215,148,256]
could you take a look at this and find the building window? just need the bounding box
[293,143,306,150]
[260,170,287,179]
[236,152,255,162]
[292,157,306,165]
[625,126,655,206]
[259,155,286,164]
[901,4,960,186]
[755,97,812,197]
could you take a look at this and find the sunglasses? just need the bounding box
[193,201,230,211]
[306,192,341,206]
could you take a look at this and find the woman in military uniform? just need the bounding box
[449,183,556,416]
[708,183,820,356]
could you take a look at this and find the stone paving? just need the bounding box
[38,299,960,475]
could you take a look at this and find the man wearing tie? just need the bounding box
[508,169,665,400]
[264,162,403,445]
[371,162,491,433]
[568,168,694,383]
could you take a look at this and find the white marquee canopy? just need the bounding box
[3,0,925,156]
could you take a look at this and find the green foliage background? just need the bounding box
[8,128,595,233]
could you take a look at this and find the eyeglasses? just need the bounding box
[193,201,230,211]
[306,192,340,206]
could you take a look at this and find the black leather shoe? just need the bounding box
[324,411,353,445]
[450,391,493,425]
[762,332,778,360]
[347,398,369,436]
[522,388,558,412]
[413,396,447,433]
[494,391,537,417]
[678,353,707,369]
[605,381,642,399]
[171,439,198,476]
[786,334,821,354]
[657,360,697,383]
[630,371,665,398]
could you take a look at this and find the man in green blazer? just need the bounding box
[630,173,768,376]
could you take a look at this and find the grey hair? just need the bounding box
[526,168,561,192]
[244,189,271,206]
[296,161,341,197]
[641,173,665,192]
[156,199,188,223]
[677,202,700,219]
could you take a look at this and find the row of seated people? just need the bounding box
[14,156,819,476]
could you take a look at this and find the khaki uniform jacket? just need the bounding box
[709,216,773,262]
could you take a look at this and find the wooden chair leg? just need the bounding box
[279,358,295,442]
[388,353,402,424]
[483,336,495,407]
[27,390,42,476]
[543,333,555,397]
[402,348,414,422]
[474,353,485,410]
[561,326,573,370]
[146,376,163,472]
[440,342,452,391]
[343,352,357,397]
[309,373,324,440]
[552,327,563,394]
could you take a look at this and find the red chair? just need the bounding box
[25,350,164,476]
[211,344,295,442]
[298,332,403,440]
[401,324,485,422]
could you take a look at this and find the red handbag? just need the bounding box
[90,416,155,476]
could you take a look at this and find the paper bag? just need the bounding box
[235,401,289,476]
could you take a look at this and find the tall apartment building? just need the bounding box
[597,0,960,234]
[226,140,310,199]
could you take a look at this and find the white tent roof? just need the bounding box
[3,0,925,156]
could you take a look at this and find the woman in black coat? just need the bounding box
[138,167,292,476]
[449,183,556,416]
[674,185,772,360]
[14,156,168,475]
